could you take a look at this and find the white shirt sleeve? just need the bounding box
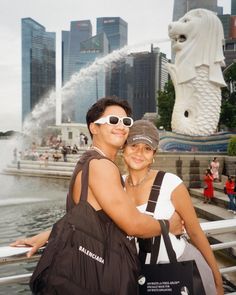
[153,172,183,219]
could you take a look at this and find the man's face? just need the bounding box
[92,105,130,149]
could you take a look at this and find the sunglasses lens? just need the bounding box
[109,116,119,125]
[123,118,132,127]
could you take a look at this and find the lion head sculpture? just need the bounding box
[168,8,225,87]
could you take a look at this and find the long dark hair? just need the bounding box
[206,168,212,176]
[228,176,233,183]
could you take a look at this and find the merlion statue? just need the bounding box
[167,9,226,136]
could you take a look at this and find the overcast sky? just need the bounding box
[0,0,231,131]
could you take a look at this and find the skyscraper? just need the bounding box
[74,33,109,123]
[232,0,236,15]
[21,18,56,123]
[218,1,236,67]
[172,0,218,21]
[106,46,169,120]
[96,17,127,52]
[218,14,231,39]
[62,20,92,84]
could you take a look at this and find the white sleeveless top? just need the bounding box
[124,172,186,263]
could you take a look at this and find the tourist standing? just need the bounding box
[79,132,85,147]
[84,134,88,146]
[13,148,17,163]
[123,120,223,295]
[210,157,220,182]
[203,169,214,204]
[43,151,49,167]
[224,176,236,214]
[61,145,68,162]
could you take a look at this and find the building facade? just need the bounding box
[232,0,236,15]
[73,33,109,123]
[61,17,128,123]
[218,14,232,39]
[21,18,56,123]
[62,20,92,85]
[218,13,236,67]
[96,17,127,52]
[172,0,218,21]
[106,46,169,120]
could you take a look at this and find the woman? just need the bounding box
[210,157,220,182]
[224,176,236,214]
[203,169,214,204]
[123,120,223,295]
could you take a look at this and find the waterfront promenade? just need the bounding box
[1,147,236,291]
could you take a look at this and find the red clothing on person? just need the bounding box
[204,174,214,198]
[225,180,235,194]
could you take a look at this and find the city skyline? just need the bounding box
[0,0,230,131]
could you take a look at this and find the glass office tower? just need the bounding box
[172,0,218,21]
[96,17,127,52]
[62,20,92,84]
[232,0,236,15]
[106,47,169,120]
[73,33,109,123]
[21,18,56,123]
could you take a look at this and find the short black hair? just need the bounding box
[86,96,132,137]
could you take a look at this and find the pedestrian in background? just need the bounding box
[61,145,68,162]
[210,157,220,182]
[203,169,214,204]
[224,176,236,214]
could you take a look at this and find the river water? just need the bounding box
[0,140,235,294]
[0,173,69,294]
[0,139,69,294]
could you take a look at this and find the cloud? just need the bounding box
[0,25,21,131]
[0,112,21,132]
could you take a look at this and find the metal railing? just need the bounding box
[0,219,236,292]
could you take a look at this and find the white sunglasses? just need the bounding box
[94,115,134,127]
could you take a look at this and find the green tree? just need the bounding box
[156,80,175,131]
[227,136,236,156]
[220,63,236,129]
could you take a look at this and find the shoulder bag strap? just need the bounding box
[80,151,110,201]
[146,170,165,214]
[67,150,107,203]
[80,156,92,201]
[80,151,122,201]
[158,220,177,263]
[139,171,165,264]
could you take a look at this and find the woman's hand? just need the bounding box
[169,211,185,236]
[10,230,51,257]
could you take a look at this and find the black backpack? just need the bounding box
[30,150,140,295]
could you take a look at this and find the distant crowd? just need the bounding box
[13,132,89,168]
[203,157,236,214]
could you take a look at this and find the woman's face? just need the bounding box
[123,143,155,171]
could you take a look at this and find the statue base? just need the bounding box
[159,131,236,152]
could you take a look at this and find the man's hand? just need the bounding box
[169,212,185,236]
[10,230,51,257]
